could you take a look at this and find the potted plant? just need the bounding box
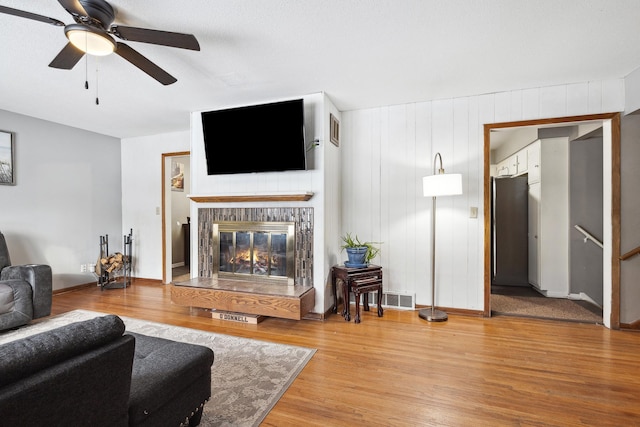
[340,233,381,267]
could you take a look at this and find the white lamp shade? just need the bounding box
[423,173,463,197]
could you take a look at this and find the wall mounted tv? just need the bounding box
[201,98,306,175]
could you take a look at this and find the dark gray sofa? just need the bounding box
[0,231,52,331]
[0,314,214,426]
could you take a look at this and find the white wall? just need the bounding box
[322,101,343,310]
[342,79,625,310]
[0,109,121,290]
[121,130,190,280]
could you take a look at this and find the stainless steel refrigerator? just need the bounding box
[491,176,529,286]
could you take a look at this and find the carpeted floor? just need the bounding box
[491,285,603,324]
[0,309,316,427]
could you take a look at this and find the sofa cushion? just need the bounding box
[127,332,214,425]
[0,314,126,387]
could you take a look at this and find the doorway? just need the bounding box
[161,151,190,284]
[483,113,621,328]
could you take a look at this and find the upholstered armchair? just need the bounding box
[0,231,52,331]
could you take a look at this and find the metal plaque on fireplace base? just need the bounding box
[213,221,295,286]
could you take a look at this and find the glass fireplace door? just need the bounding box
[213,222,294,285]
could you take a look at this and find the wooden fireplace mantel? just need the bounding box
[188,192,313,203]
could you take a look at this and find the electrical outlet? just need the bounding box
[80,264,87,273]
[88,264,95,272]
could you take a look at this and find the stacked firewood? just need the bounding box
[98,252,129,274]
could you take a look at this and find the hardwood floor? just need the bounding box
[52,279,640,426]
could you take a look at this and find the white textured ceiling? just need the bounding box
[1,0,640,138]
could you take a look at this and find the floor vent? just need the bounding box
[350,290,415,310]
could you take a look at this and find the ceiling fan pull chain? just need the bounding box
[84,30,89,89]
[95,63,100,105]
[84,51,89,90]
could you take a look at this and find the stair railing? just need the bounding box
[574,225,603,249]
[620,246,640,261]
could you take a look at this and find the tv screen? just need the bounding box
[201,99,306,175]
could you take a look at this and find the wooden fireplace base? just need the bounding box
[170,277,315,320]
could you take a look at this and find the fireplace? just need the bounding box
[198,207,314,286]
[213,221,295,285]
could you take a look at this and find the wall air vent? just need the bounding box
[349,290,415,310]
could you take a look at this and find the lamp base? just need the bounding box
[418,307,448,322]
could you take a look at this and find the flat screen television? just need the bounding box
[201,98,306,175]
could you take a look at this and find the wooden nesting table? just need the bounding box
[331,264,383,323]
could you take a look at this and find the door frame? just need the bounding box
[483,113,621,329]
[161,151,190,284]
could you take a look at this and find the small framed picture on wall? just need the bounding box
[171,160,185,191]
[0,130,14,185]
[330,114,340,147]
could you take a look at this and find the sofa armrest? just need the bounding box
[0,264,51,318]
[0,317,134,427]
[0,315,126,387]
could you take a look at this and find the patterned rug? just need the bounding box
[0,309,316,427]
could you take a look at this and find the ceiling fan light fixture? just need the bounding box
[65,24,115,56]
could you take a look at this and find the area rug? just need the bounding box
[0,309,316,427]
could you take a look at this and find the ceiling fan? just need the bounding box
[0,0,200,85]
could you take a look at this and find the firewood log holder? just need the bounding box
[96,229,133,290]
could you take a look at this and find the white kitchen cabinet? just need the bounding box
[495,145,529,177]
[514,149,528,175]
[496,157,513,176]
[528,182,540,287]
[527,137,569,297]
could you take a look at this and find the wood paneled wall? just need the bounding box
[341,80,624,310]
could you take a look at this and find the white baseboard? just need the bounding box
[534,288,568,298]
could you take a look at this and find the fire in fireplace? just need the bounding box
[212,221,295,285]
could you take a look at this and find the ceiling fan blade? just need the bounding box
[57,0,87,17]
[0,5,65,26]
[49,42,85,69]
[111,25,200,51]
[115,42,177,85]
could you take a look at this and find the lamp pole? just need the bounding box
[419,153,461,322]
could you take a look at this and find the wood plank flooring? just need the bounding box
[51,279,640,426]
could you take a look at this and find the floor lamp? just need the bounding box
[419,152,462,322]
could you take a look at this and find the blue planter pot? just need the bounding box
[345,247,368,267]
